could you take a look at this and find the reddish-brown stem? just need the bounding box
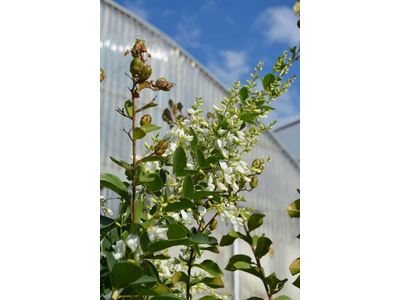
[131,85,137,222]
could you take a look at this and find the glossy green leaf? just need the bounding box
[111,263,142,289]
[220,230,252,247]
[265,273,288,295]
[130,276,157,285]
[100,215,115,231]
[139,155,168,163]
[292,275,300,288]
[167,224,187,240]
[198,246,219,253]
[136,102,158,113]
[289,258,300,276]
[255,236,272,259]
[173,146,187,174]
[247,213,265,232]
[259,105,275,111]
[262,74,276,90]
[240,113,259,122]
[190,127,198,146]
[182,174,194,198]
[274,297,292,300]
[100,173,129,200]
[192,277,224,289]
[164,198,193,212]
[172,271,190,284]
[196,148,206,168]
[147,174,163,192]
[199,297,216,300]
[246,297,263,300]
[287,199,300,218]
[124,100,133,117]
[141,124,161,133]
[152,293,186,300]
[109,156,132,171]
[239,87,249,102]
[101,227,120,252]
[192,260,224,277]
[152,285,171,295]
[135,196,144,221]
[225,254,254,271]
[189,234,218,245]
[133,128,146,140]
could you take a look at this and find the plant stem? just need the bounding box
[131,85,137,222]
[242,221,272,300]
[185,213,219,299]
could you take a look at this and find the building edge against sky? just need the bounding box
[100,0,300,298]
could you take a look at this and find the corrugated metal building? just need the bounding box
[100,0,300,299]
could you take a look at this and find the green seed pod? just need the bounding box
[173,108,178,115]
[177,103,183,111]
[210,218,218,231]
[239,179,245,190]
[250,177,259,188]
[155,140,168,155]
[168,99,174,108]
[252,159,261,168]
[162,114,168,121]
[193,212,200,221]
[204,201,212,209]
[207,112,212,118]
[138,65,152,81]
[100,68,105,82]
[212,113,217,119]
[130,57,143,75]
[140,114,152,126]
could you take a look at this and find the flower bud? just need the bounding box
[140,114,152,126]
[177,103,183,111]
[155,77,173,91]
[212,113,217,119]
[155,140,168,155]
[138,65,152,81]
[210,218,218,231]
[100,68,105,82]
[207,112,212,118]
[250,177,259,188]
[168,99,174,108]
[130,57,143,75]
[204,201,212,209]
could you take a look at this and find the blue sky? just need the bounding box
[115,0,300,127]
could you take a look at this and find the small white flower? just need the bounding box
[126,234,140,252]
[181,210,195,225]
[217,128,227,136]
[198,206,207,218]
[148,226,169,242]
[112,240,126,260]
[169,212,181,222]
[217,182,228,191]
[104,207,113,217]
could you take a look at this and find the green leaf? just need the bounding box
[199,297,216,300]
[164,198,193,212]
[147,174,163,192]
[173,146,187,174]
[192,277,224,289]
[265,273,288,295]
[167,224,187,240]
[100,215,115,232]
[133,128,146,140]
[220,230,252,247]
[189,234,218,245]
[152,285,171,295]
[135,197,144,221]
[262,74,276,90]
[292,275,300,288]
[172,271,190,284]
[196,148,206,168]
[182,174,194,198]
[109,156,132,171]
[274,297,292,300]
[136,101,158,113]
[101,227,120,252]
[239,87,249,102]
[124,100,133,118]
[190,127,198,146]
[141,124,161,133]
[138,81,151,92]
[152,293,187,300]
[247,213,265,232]
[240,113,259,122]
[190,191,222,199]
[289,258,300,276]
[297,234,300,239]
[130,276,157,285]
[287,199,300,218]
[198,246,219,254]
[176,169,200,177]
[255,236,272,259]
[106,252,116,274]
[139,155,168,163]
[100,173,129,200]
[246,297,263,300]
[192,260,224,277]
[225,255,254,271]
[140,253,171,260]
[111,263,142,289]
[259,105,275,111]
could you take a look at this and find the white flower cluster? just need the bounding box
[112,233,141,261]
[100,194,113,217]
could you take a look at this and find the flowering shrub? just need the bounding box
[100,38,299,300]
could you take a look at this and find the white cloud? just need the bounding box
[200,0,217,13]
[254,6,299,45]
[120,0,149,20]
[175,15,202,48]
[208,50,250,87]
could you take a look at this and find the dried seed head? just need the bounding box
[140,114,152,126]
